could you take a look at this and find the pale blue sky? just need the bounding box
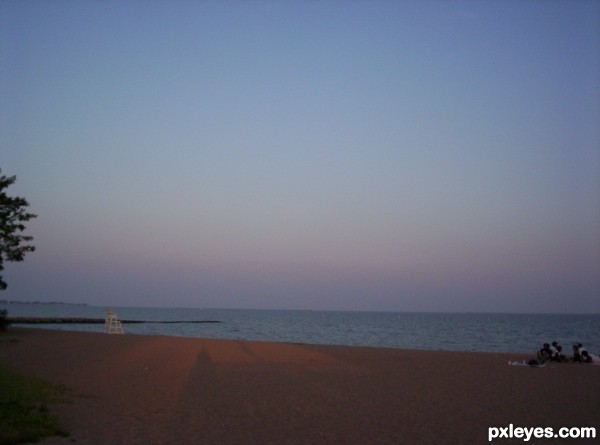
[1,0,599,312]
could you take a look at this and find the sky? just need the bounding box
[1,0,599,313]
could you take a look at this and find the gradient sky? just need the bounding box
[1,0,599,312]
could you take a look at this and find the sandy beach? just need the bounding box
[0,328,598,444]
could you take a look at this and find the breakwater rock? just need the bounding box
[7,317,222,324]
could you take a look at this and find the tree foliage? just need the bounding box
[0,170,36,290]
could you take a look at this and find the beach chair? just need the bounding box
[104,309,124,334]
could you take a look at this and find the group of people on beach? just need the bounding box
[537,341,599,364]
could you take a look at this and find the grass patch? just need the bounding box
[0,367,69,445]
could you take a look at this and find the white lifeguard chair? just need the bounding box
[104,308,124,334]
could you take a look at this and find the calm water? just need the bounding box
[2,304,598,354]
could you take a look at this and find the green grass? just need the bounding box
[0,367,69,445]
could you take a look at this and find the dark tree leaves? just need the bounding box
[0,170,36,290]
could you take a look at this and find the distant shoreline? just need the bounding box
[0,300,88,306]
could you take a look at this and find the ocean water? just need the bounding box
[1,304,598,354]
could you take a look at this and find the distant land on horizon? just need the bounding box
[0,300,89,306]
[1,301,598,315]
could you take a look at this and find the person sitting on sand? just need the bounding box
[555,345,567,362]
[580,350,600,364]
[549,341,561,361]
[538,343,552,362]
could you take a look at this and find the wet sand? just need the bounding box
[0,328,598,444]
